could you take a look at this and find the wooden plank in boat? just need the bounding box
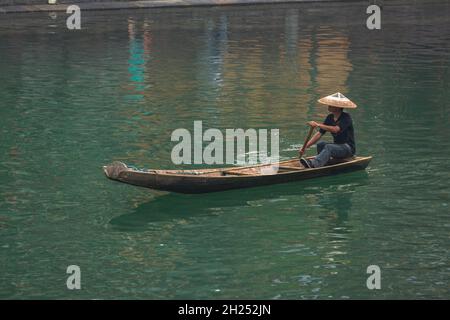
[278,166,304,171]
[222,170,253,176]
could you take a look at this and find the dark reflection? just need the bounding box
[109,172,368,230]
[318,190,355,268]
[318,190,353,226]
[320,190,354,260]
[302,180,358,268]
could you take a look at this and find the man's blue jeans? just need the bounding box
[310,141,353,168]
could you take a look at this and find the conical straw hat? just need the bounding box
[317,92,357,109]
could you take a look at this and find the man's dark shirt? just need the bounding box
[319,112,356,155]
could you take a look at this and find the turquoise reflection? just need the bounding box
[126,19,150,101]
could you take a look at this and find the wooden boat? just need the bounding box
[103,156,372,194]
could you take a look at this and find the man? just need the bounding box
[299,92,357,168]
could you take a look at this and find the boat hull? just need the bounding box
[103,156,372,194]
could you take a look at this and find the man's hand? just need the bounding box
[307,121,320,128]
[298,147,305,157]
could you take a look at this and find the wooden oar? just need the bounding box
[299,125,315,158]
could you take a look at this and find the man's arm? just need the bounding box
[299,131,322,156]
[305,131,322,149]
[308,121,340,134]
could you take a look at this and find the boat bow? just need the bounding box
[103,161,129,179]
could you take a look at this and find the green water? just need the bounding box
[0,2,449,299]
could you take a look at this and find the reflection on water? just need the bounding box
[110,172,367,230]
[0,1,449,299]
[108,173,367,299]
[126,18,149,101]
